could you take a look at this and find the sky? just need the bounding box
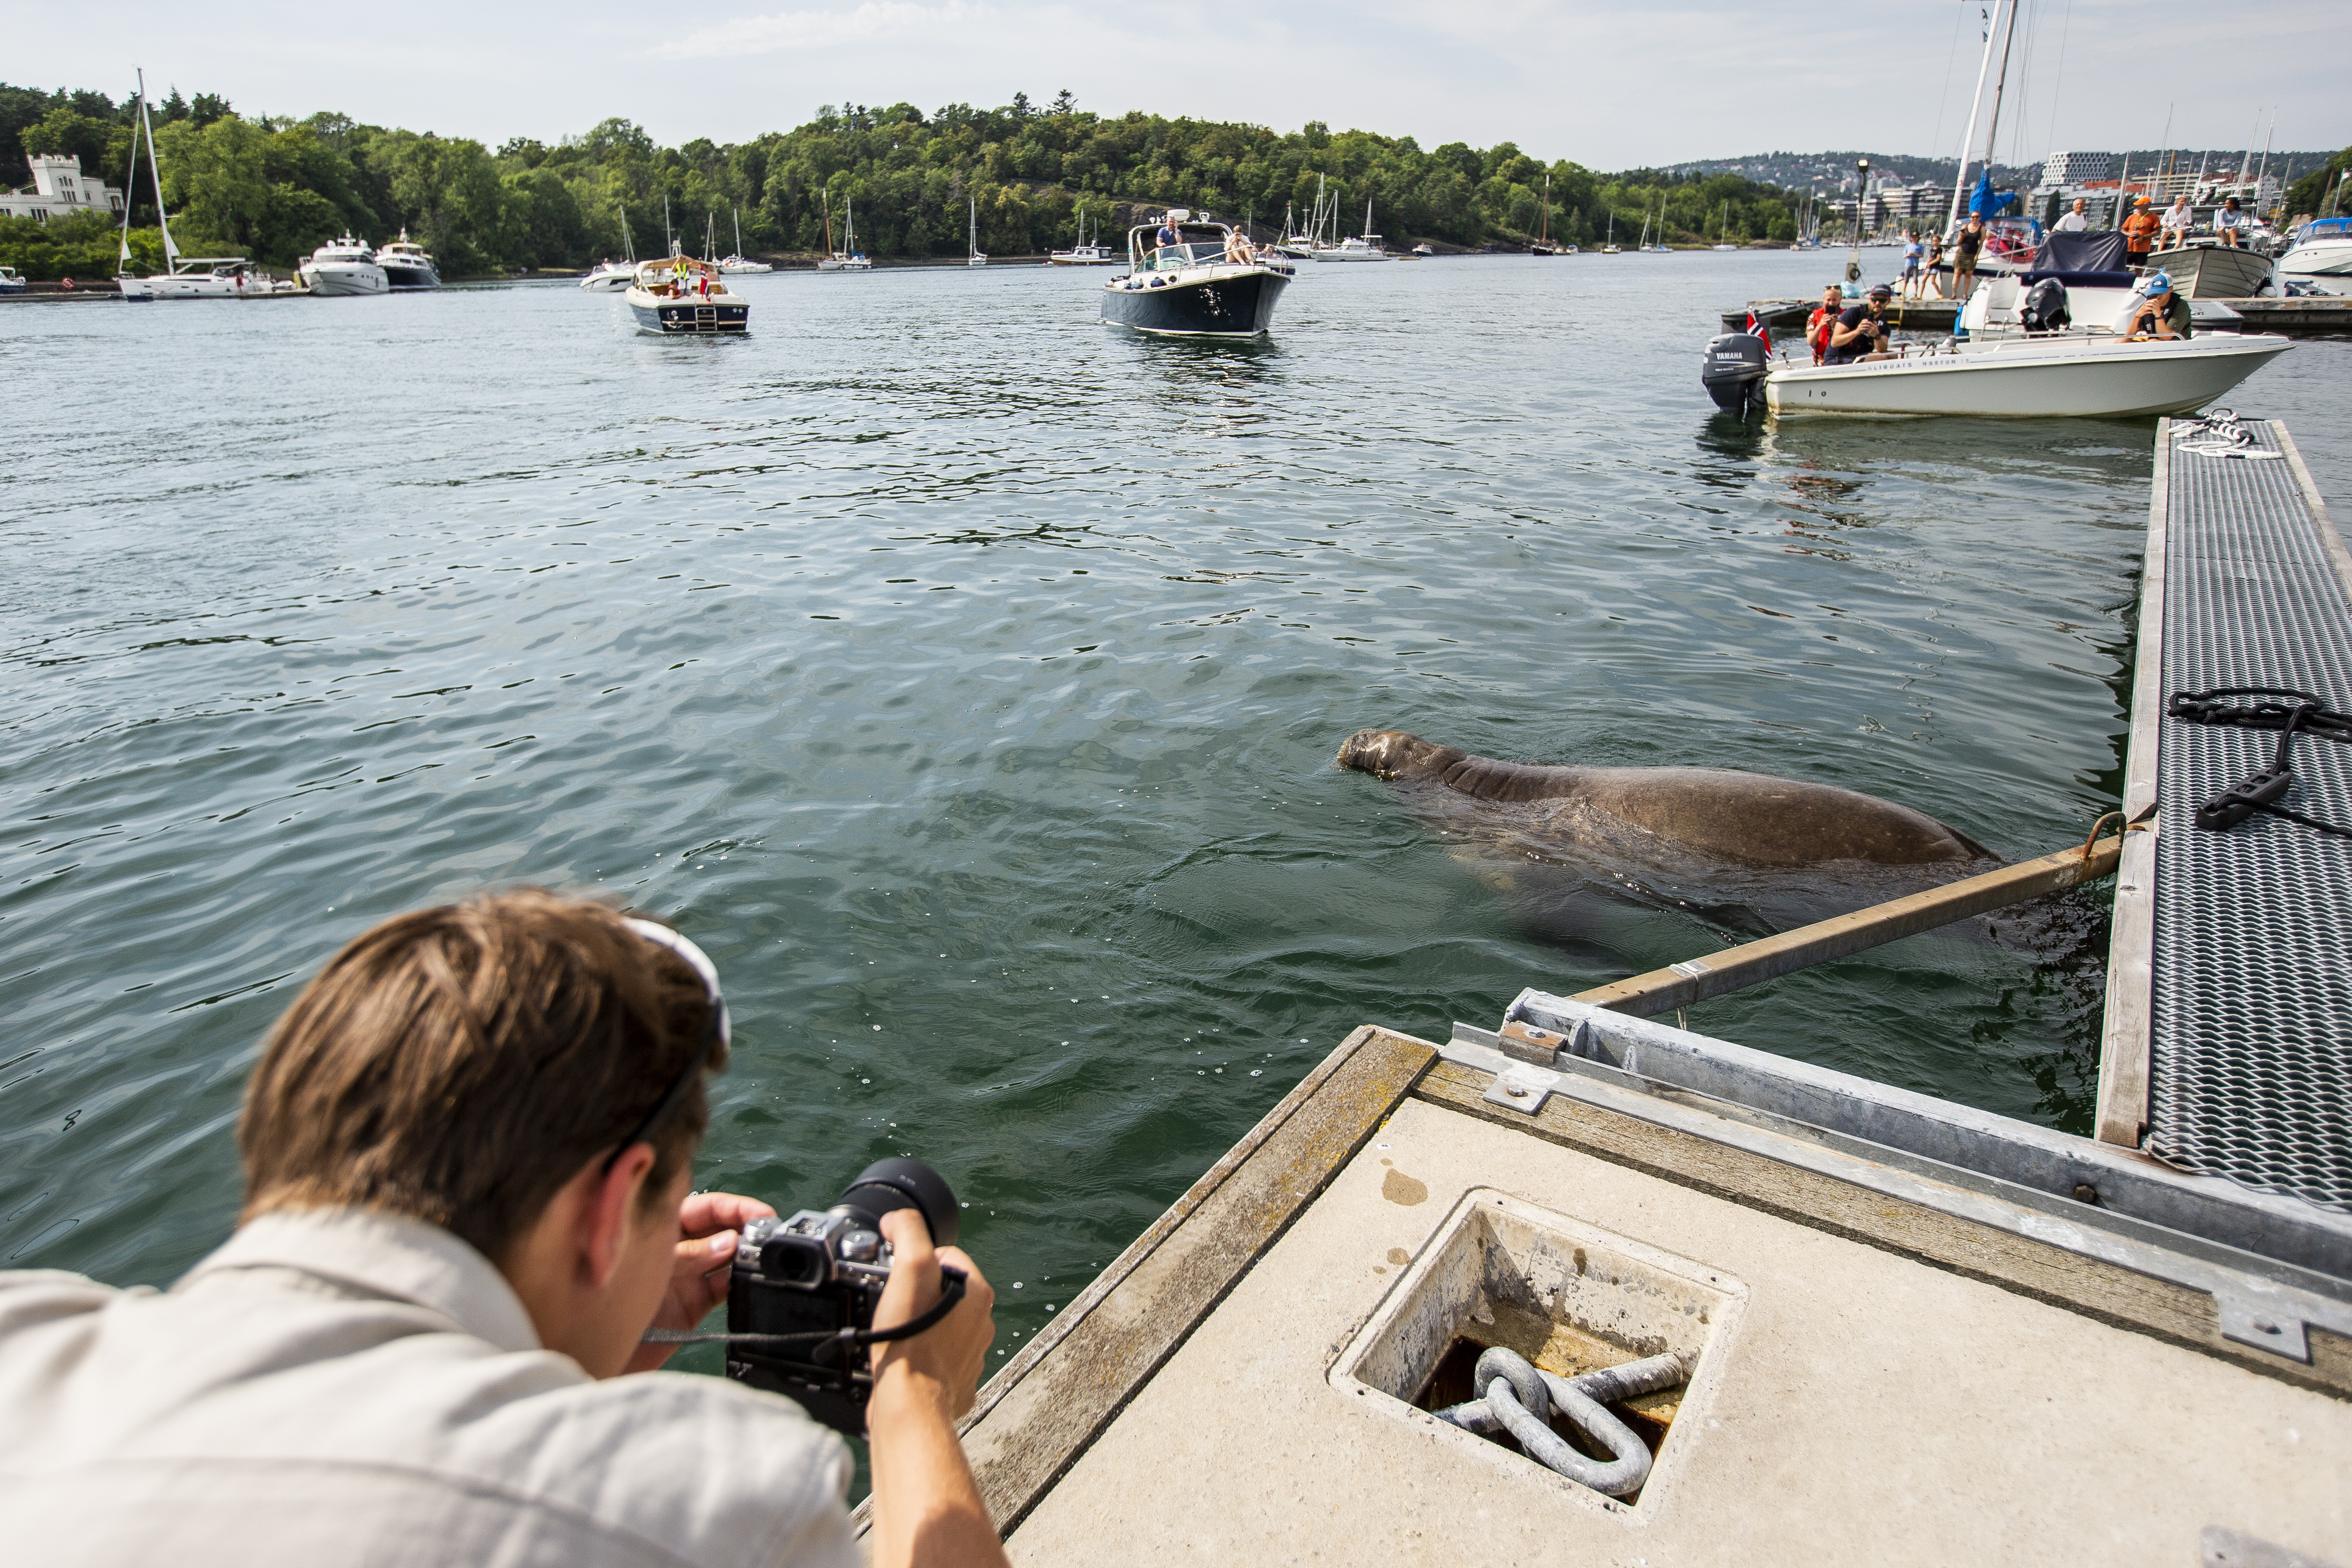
[12,0,2348,171]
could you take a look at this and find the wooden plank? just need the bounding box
[2097,418,2171,1147]
[1412,1060,2352,1400]
[859,1025,1438,1539]
[2276,423,2352,605]
[1571,834,2123,1019]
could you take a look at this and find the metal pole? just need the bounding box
[1977,0,2022,194]
[1947,0,2002,233]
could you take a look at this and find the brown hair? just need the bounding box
[238,888,725,1263]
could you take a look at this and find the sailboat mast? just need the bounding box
[136,71,177,266]
[734,204,743,258]
[1946,0,2006,232]
[117,71,141,269]
[1540,171,1550,245]
[1976,0,2021,189]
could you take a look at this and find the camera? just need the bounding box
[725,1157,962,1436]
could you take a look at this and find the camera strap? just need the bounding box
[642,1265,969,1352]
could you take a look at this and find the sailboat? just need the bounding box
[719,205,770,274]
[1646,195,1673,252]
[817,191,871,272]
[968,196,986,267]
[1314,197,1392,262]
[116,70,287,299]
[581,210,638,290]
[1711,200,1737,251]
[1277,176,1326,259]
[1635,205,1652,254]
[1602,209,1621,255]
[1531,173,1562,256]
[1049,209,1114,265]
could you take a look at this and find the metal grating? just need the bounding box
[2149,420,2352,1213]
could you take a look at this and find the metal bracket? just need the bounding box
[1482,1061,1564,1117]
[2216,1295,2312,1362]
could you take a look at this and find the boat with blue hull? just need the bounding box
[1102,211,1291,337]
[623,254,748,334]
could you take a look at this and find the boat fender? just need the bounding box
[61,277,74,291]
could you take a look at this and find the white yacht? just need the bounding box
[300,237,388,296]
[2278,215,2352,295]
[111,71,294,301]
[967,197,985,267]
[582,211,640,291]
[375,229,440,289]
[1314,201,1392,262]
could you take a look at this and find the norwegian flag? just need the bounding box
[1744,309,1773,353]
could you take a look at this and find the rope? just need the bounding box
[2167,689,2352,840]
[2172,409,2282,461]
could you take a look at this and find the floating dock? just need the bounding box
[898,418,2352,1564]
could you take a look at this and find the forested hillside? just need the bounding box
[2,83,1808,278]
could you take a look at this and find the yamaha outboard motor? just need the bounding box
[1701,332,1770,415]
[2020,277,2070,334]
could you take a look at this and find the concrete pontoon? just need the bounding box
[878,418,2350,1565]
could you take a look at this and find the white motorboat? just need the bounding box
[717,207,771,274]
[623,253,748,333]
[968,197,985,267]
[816,193,871,272]
[300,236,388,296]
[2278,216,2352,295]
[0,265,23,293]
[376,229,440,289]
[581,210,639,291]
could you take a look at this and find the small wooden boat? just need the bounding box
[624,254,748,333]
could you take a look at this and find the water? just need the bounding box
[5,256,2346,1378]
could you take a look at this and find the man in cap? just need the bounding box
[1826,284,1894,365]
[2121,195,2161,264]
[2125,272,2193,341]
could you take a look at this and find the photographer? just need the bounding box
[1825,284,1894,365]
[0,890,1007,1568]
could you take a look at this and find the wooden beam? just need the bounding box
[2096,418,2173,1148]
[1572,834,2125,1020]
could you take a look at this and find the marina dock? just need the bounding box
[888,419,2352,1563]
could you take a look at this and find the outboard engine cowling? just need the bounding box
[1702,332,1770,415]
[2020,277,2070,334]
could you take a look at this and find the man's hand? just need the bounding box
[869,1208,996,1418]
[865,1209,1007,1568]
[622,1190,776,1375]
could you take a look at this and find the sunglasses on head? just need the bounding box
[601,918,731,1174]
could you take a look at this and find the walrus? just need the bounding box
[1337,728,1993,869]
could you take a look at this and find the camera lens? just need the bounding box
[835,1158,961,1248]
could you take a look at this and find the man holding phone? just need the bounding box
[1825,284,1894,365]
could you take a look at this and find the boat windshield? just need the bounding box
[1135,226,1245,270]
[2295,217,2351,241]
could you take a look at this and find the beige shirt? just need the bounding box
[0,1207,860,1568]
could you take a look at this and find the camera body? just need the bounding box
[724,1158,959,1436]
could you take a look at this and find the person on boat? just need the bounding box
[1807,284,1845,366]
[1923,231,1945,297]
[2122,196,2161,264]
[2215,196,2249,248]
[2052,198,2090,234]
[1825,285,1893,365]
[1951,214,1987,301]
[0,890,1009,1568]
[1223,227,1256,265]
[2160,194,2195,251]
[1155,214,1183,267]
[2124,272,2193,341]
[1900,231,1924,299]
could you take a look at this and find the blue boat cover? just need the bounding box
[2294,216,2352,240]
[1967,172,2017,217]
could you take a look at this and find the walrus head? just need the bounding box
[1337,728,1465,780]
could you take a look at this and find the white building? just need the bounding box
[0,154,127,223]
[2041,150,2113,187]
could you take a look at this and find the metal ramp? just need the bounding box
[2101,417,2352,1217]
